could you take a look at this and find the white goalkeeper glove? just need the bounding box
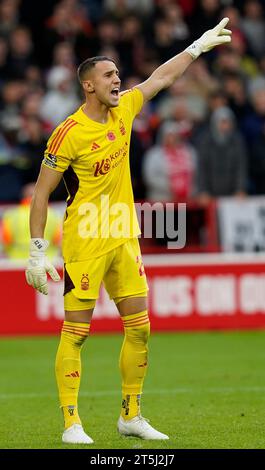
[186,17,232,60]
[25,238,60,295]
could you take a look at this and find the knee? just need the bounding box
[125,321,150,344]
[61,321,90,349]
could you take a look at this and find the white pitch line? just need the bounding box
[1,386,265,400]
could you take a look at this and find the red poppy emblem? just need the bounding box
[107,131,116,141]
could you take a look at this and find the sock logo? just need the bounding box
[65,370,80,378]
[67,406,75,416]
[122,395,130,416]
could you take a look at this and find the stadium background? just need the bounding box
[1,0,265,450]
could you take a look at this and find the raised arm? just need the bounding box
[136,17,231,103]
[26,165,63,295]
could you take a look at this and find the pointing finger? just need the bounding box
[214,17,229,32]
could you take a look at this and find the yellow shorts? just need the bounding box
[64,238,148,311]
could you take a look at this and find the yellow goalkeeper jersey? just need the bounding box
[42,88,143,263]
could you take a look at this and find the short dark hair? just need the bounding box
[77,56,116,83]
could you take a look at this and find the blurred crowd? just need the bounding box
[0,0,265,205]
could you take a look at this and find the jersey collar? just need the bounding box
[71,105,112,128]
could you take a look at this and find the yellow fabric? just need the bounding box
[64,291,96,311]
[2,204,61,260]
[120,310,150,420]
[121,394,141,421]
[64,238,148,306]
[42,88,144,263]
[55,321,90,429]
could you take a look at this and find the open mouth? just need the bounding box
[111,88,119,97]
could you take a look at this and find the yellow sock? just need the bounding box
[55,320,90,429]
[119,310,150,420]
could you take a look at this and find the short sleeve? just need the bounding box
[42,119,77,173]
[119,88,144,119]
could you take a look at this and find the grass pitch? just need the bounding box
[0,331,265,449]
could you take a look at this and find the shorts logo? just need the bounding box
[107,131,116,141]
[136,255,145,277]
[81,274,89,290]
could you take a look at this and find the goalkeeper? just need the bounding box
[26,19,231,444]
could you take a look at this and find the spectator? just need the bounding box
[188,0,221,41]
[7,26,35,79]
[20,90,44,119]
[19,116,48,184]
[197,106,247,201]
[23,65,44,91]
[0,114,27,202]
[157,96,194,138]
[19,116,67,201]
[158,2,190,46]
[207,89,228,113]
[91,17,120,58]
[81,0,104,23]
[0,0,19,38]
[241,0,265,59]
[242,76,265,144]
[104,0,153,19]
[52,41,76,71]
[0,79,27,119]
[223,72,251,121]
[118,14,144,78]
[40,65,80,127]
[42,0,93,66]
[148,17,181,63]
[143,121,197,202]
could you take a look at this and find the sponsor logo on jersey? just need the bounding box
[93,142,128,176]
[93,158,111,176]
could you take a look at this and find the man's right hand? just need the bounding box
[25,238,60,295]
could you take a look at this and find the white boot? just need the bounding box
[118,416,169,440]
[62,424,94,444]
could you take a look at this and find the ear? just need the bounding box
[82,81,94,93]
